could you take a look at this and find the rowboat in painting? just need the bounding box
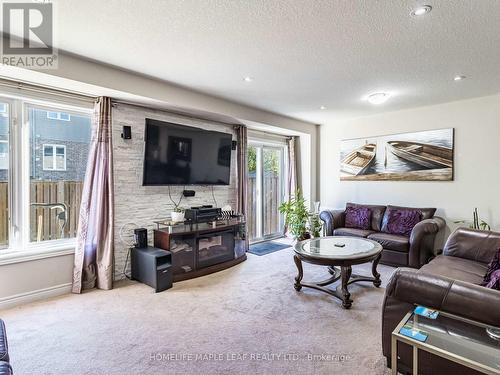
[340,143,377,176]
[386,141,453,169]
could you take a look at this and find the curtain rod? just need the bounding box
[0,77,97,103]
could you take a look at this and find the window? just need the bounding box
[47,111,71,121]
[0,104,6,114]
[0,95,92,252]
[42,144,66,171]
[0,141,8,170]
[30,106,91,243]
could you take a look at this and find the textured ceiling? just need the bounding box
[15,1,500,123]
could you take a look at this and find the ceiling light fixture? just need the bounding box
[454,75,466,81]
[411,5,432,17]
[243,76,253,82]
[366,92,391,105]
[320,106,326,110]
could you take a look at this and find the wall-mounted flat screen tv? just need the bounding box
[143,118,232,185]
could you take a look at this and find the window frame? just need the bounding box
[42,144,67,171]
[0,93,93,258]
[0,99,13,251]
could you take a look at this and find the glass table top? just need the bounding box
[401,311,500,372]
[294,236,382,259]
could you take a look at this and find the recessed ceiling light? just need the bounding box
[454,75,466,81]
[411,5,432,17]
[243,76,253,82]
[320,106,326,110]
[366,92,391,105]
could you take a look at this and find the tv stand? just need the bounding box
[153,218,247,282]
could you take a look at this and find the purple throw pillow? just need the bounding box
[384,209,422,236]
[345,206,372,230]
[482,248,500,290]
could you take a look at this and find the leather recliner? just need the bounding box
[381,227,500,374]
[320,203,445,268]
[0,319,12,375]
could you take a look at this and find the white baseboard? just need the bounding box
[0,283,72,310]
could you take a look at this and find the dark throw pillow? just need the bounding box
[345,206,372,230]
[383,209,422,236]
[482,248,500,290]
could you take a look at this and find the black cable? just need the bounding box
[123,247,132,280]
[211,185,218,207]
[168,185,183,208]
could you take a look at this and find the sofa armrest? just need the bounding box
[387,268,500,325]
[0,319,8,363]
[381,268,500,359]
[319,209,345,236]
[0,361,12,375]
[408,216,445,268]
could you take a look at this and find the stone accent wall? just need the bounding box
[112,104,238,280]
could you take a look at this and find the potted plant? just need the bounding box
[454,208,491,231]
[279,190,311,241]
[171,206,185,223]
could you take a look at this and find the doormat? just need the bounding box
[248,241,290,256]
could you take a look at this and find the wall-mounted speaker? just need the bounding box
[183,190,196,197]
[231,140,237,150]
[121,126,132,140]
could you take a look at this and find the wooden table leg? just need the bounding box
[372,252,382,287]
[340,266,353,309]
[293,255,303,291]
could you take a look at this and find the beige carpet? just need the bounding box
[0,247,394,375]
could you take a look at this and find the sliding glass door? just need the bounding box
[248,142,285,242]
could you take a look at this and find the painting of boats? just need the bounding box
[340,143,376,176]
[386,141,452,169]
[340,128,454,181]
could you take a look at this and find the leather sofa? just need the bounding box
[382,227,500,374]
[320,203,445,268]
[0,319,12,375]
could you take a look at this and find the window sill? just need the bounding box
[0,239,76,266]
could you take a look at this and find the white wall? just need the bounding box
[319,94,500,232]
[0,254,74,308]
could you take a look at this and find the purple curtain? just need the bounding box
[235,125,248,216]
[284,136,299,235]
[287,136,299,198]
[72,97,114,293]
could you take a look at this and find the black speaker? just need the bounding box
[131,247,173,293]
[231,140,237,150]
[121,125,132,139]
[134,228,148,248]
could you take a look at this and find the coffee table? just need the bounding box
[293,236,383,308]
